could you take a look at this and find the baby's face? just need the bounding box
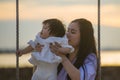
[40,23,50,39]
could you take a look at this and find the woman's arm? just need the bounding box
[61,56,80,80]
[62,54,97,80]
[50,43,80,80]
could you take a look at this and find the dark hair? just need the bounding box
[42,18,65,37]
[57,18,98,80]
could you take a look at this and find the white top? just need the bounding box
[28,33,74,64]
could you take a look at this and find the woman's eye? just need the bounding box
[71,30,76,34]
[71,32,75,34]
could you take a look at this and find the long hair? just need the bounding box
[57,18,98,80]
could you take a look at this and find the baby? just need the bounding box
[22,19,74,80]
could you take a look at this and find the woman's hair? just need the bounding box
[58,18,98,80]
[42,18,66,37]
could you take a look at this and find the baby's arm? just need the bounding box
[58,47,73,54]
[20,39,36,55]
[53,42,74,54]
[21,45,34,54]
[18,45,34,56]
[59,37,74,54]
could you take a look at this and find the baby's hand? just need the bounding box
[16,50,23,57]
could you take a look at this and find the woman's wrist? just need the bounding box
[61,56,68,64]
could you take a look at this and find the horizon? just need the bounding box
[0,0,120,51]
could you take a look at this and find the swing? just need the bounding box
[16,0,19,80]
[97,0,101,80]
[16,0,101,80]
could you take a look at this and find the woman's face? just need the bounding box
[67,22,80,48]
[40,23,50,39]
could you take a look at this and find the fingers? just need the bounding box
[49,43,61,56]
[36,43,44,48]
[54,42,61,48]
[35,43,44,51]
[49,43,54,52]
[49,42,61,50]
[16,50,22,57]
[50,43,57,53]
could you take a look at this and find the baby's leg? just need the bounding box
[47,63,58,80]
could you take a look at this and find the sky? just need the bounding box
[0,0,120,50]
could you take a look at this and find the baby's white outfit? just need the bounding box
[28,33,74,80]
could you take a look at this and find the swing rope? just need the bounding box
[98,0,101,80]
[16,0,19,80]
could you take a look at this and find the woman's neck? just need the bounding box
[69,48,78,62]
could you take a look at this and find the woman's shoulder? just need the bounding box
[81,53,97,80]
[84,53,97,64]
[87,53,97,59]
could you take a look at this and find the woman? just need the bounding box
[49,18,98,80]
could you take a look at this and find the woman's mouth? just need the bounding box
[68,39,71,42]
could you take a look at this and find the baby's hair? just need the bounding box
[42,18,66,37]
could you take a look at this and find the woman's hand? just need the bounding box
[49,42,66,57]
[35,43,44,52]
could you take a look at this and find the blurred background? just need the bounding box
[0,0,120,80]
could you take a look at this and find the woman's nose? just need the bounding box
[66,32,70,38]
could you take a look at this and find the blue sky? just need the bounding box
[0,0,120,50]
